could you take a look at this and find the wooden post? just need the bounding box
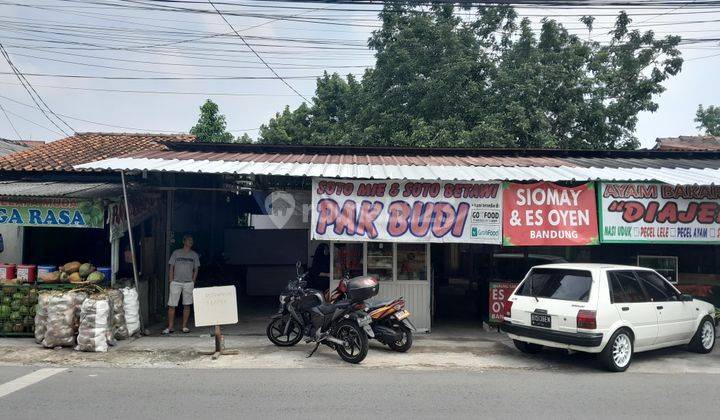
[212,325,224,359]
[121,170,143,333]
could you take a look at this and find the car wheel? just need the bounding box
[688,316,715,354]
[600,329,633,372]
[513,340,543,354]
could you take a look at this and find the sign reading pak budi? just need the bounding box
[502,181,599,246]
[311,178,502,243]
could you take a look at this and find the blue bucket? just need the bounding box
[97,267,112,284]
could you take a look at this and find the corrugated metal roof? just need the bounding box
[74,156,720,184]
[0,181,122,198]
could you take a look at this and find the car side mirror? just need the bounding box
[679,294,693,302]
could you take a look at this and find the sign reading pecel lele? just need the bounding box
[599,182,720,243]
[0,198,104,228]
[311,178,502,243]
[192,286,238,327]
[502,181,599,246]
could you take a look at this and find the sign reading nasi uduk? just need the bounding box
[311,178,502,243]
[599,182,720,243]
[0,198,104,228]
[502,181,599,246]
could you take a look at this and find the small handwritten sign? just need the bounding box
[192,286,238,327]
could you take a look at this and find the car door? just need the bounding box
[607,270,658,348]
[636,270,695,344]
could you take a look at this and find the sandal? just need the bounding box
[182,328,190,334]
[162,328,174,335]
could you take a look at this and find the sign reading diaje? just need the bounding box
[192,286,238,327]
[311,178,502,243]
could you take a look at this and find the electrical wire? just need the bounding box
[0,101,23,140]
[207,0,311,102]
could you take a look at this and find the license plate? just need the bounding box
[531,313,551,328]
[394,310,409,321]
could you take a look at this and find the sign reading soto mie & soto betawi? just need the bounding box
[311,178,502,243]
[599,182,720,243]
[0,198,104,228]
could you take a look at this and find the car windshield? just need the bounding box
[516,268,593,302]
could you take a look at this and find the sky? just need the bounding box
[0,1,719,149]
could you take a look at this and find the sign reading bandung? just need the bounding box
[502,181,599,246]
[311,178,502,243]
[600,182,720,243]
[0,198,104,228]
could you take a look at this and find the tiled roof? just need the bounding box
[655,136,720,151]
[0,132,195,172]
[0,138,31,156]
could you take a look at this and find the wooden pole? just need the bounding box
[121,170,143,333]
[212,325,224,359]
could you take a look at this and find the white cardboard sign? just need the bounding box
[192,286,238,327]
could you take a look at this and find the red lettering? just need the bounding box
[315,199,339,235]
[432,203,456,237]
[387,201,411,237]
[333,201,357,235]
[356,201,383,239]
[409,202,433,237]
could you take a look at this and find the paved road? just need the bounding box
[0,366,717,419]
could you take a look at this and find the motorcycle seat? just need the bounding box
[369,298,395,310]
[316,300,351,315]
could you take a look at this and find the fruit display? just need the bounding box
[0,285,38,336]
[55,261,105,284]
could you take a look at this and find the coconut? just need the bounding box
[63,261,81,274]
[79,263,96,278]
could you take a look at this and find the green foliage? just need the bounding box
[695,105,720,136]
[259,4,682,149]
[190,99,236,143]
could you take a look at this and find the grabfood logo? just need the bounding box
[265,191,295,228]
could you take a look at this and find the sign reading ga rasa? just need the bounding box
[192,286,238,327]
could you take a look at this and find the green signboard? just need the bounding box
[0,198,104,228]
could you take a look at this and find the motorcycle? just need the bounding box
[266,262,378,364]
[327,273,415,352]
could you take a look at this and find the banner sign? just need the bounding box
[599,182,720,243]
[502,182,599,246]
[311,178,502,243]
[488,282,517,323]
[0,198,104,228]
[108,194,159,241]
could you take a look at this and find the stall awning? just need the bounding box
[0,181,122,199]
[74,145,720,185]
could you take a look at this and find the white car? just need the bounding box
[501,263,716,372]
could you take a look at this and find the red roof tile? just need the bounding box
[655,136,720,151]
[0,132,195,172]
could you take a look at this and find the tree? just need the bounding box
[259,3,682,149]
[190,99,235,143]
[695,105,720,136]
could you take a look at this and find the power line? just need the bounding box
[0,42,74,136]
[0,101,22,140]
[207,0,311,102]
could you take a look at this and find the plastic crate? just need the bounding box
[0,284,38,337]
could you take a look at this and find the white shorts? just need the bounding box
[168,281,194,306]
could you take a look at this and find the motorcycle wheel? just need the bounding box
[266,316,303,347]
[387,326,413,353]
[334,320,369,364]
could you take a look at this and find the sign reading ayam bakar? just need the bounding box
[600,182,720,243]
[311,178,502,243]
[502,181,599,246]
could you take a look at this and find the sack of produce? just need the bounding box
[121,287,140,336]
[107,289,129,340]
[75,294,110,352]
[68,290,88,334]
[33,292,50,344]
[42,292,75,348]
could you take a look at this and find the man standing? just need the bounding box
[162,234,200,334]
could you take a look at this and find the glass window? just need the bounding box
[332,243,363,279]
[397,244,427,280]
[367,242,393,281]
[608,271,648,303]
[515,268,593,302]
[637,271,678,302]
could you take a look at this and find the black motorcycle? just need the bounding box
[266,263,379,364]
